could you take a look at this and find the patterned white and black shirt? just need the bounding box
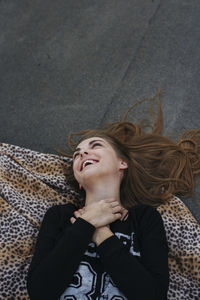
[27,203,169,300]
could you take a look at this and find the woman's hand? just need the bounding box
[70,212,114,246]
[70,199,124,228]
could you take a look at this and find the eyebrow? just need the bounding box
[74,139,106,153]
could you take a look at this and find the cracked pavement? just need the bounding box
[0,0,200,221]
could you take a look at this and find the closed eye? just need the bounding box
[73,152,79,159]
[92,143,102,148]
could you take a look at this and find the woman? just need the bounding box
[27,132,169,300]
[27,96,200,300]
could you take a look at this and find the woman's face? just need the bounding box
[72,137,128,186]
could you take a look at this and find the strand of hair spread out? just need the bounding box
[62,89,200,208]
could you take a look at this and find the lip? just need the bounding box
[80,158,99,171]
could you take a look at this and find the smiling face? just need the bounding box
[72,136,128,188]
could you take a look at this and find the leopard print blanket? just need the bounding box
[0,143,199,299]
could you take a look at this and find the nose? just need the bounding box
[79,149,89,157]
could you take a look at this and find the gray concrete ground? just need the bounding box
[1,0,200,221]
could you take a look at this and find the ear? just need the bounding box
[119,159,128,170]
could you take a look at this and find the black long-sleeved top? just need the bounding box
[27,203,169,300]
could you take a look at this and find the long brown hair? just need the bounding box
[63,90,200,208]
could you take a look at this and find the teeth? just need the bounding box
[82,159,98,170]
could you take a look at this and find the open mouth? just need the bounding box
[80,159,99,171]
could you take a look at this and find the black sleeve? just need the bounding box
[97,205,169,300]
[27,205,95,300]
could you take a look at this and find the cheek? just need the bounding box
[73,163,83,184]
[72,162,79,178]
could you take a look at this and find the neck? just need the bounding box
[84,178,121,206]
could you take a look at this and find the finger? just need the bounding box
[112,205,122,214]
[74,211,81,218]
[112,213,122,221]
[78,209,84,215]
[70,217,76,224]
[110,201,120,208]
[121,212,129,221]
[120,209,129,221]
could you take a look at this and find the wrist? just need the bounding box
[81,213,97,227]
[95,227,114,246]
